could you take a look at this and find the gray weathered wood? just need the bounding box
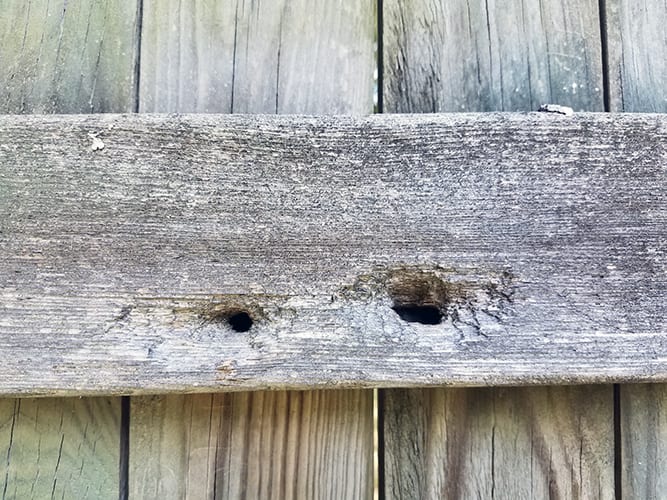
[0,397,120,499]
[133,5,376,498]
[605,0,667,112]
[384,0,604,112]
[0,0,140,114]
[383,386,614,498]
[381,5,614,496]
[139,0,375,113]
[606,3,667,493]
[130,390,373,499]
[0,2,136,496]
[620,384,667,498]
[0,112,666,394]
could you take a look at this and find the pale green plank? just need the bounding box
[0,1,137,497]
[0,398,120,499]
[0,0,139,113]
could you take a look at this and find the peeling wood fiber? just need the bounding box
[0,112,666,395]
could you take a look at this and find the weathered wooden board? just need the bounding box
[1,112,666,394]
[0,2,136,496]
[383,0,604,112]
[381,4,615,497]
[139,0,375,113]
[133,4,376,498]
[0,0,140,114]
[0,397,120,499]
[605,0,667,112]
[605,2,667,495]
[620,384,667,498]
[382,386,614,498]
[130,390,372,499]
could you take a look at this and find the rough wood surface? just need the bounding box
[0,0,139,114]
[132,5,376,499]
[607,4,667,495]
[0,397,120,499]
[383,0,604,112]
[605,0,667,112]
[1,112,666,394]
[380,5,615,497]
[139,0,375,113]
[0,3,134,497]
[620,384,667,498]
[383,387,613,499]
[130,391,373,499]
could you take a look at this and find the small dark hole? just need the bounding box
[228,311,253,332]
[392,304,443,325]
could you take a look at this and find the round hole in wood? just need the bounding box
[228,311,253,332]
[388,272,446,325]
[391,304,443,325]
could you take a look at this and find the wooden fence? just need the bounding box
[0,1,666,499]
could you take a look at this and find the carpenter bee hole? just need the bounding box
[388,273,448,325]
[391,304,443,325]
[227,311,253,332]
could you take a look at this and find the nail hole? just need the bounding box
[392,304,443,325]
[227,311,253,332]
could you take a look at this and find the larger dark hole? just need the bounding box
[228,311,253,332]
[392,304,443,325]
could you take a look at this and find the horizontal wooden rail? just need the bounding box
[0,112,665,395]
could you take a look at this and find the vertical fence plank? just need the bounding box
[605,0,667,112]
[0,1,140,497]
[381,1,614,498]
[383,387,613,499]
[0,0,139,113]
[129,395,221,498]
[131,1,375,498]
[0,398,120,499]
[384,0,604,113]
[139,0,373,114]
[132,391,373,499]
[605,1,667,496]
[620,385,667,498]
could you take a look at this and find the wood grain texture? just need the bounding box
[0,112,666,394]
[139,0,375,113]
[380,6,615,497]
[134,5,376,499]
[0,397,120,499]
[383,0,604,112]
[383,387,614,499]
[605,0,667,112]
[0,0,140,114]
[0,3,135,497]
[130,391,373,499]
[620,384,667,498]
[607,3,667,494]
